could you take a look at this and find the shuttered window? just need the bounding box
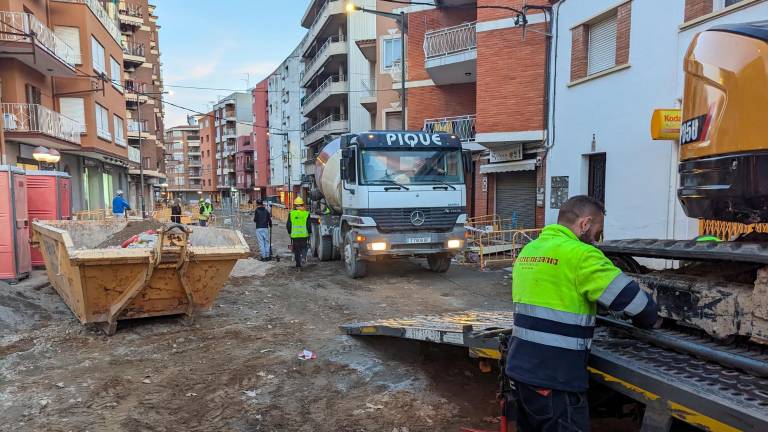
[587,15,617,76]
[113,115,125,146]
[54,26,81,64]
[59,97,85,132]
[91,36,105,74]
[110,56,121,90]
[95,103,111,141]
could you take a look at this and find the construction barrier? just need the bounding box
[270,204,289,222]
[476,228,541,270]
[699,220,768,241]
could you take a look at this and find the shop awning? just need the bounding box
[479,159,536,174]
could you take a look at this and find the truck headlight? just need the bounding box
[368,242,387,251]
[447,239,463,249]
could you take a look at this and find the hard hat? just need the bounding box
[205,198,211,204]
[116,190,123,195]
[294,197,304,206]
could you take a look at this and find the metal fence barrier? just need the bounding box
[699,219,768,241]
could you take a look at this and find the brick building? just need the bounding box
[251,79,271,199]
[198,110,217,201]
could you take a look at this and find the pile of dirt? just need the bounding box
[95,220,165,248]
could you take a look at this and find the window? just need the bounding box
[110,56,121,90]
[385,111,403,130]
[91,36,105,74]
[715,0,747,10]
[113,114,125,146]
[587,15,617,76]
[54,26,81,64]
[95,103,111,140]
[588,153,606,205]
[172,130,182,138]
[60,97,86,132]
[382,37,402,71]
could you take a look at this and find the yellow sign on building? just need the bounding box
[650,109,682,140]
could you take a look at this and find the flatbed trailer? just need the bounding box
[341,311,768,431]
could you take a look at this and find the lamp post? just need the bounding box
[347,2,407,130]
[267,131,292,208]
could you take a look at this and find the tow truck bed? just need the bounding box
[341,311,768,432]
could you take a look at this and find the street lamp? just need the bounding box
[347,2,407,130]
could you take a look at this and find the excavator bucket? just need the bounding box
[31,220,249,335]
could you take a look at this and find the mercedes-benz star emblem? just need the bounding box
[410,211,426,226]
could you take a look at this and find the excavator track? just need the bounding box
[598,239,768,263]
[342,310,768,431]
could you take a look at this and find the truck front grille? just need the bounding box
[359,207,464,232]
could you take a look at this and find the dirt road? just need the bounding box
[0,219,513,431]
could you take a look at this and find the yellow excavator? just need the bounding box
[601,21,768,346]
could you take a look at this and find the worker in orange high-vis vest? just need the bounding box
[286,197,311,268]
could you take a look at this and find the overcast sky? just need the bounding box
[157,1,308,127]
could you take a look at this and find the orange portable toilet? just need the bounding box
[27,171,72,267]
[0,166,30,282]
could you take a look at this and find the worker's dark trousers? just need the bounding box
[513,380,590,432]
[292,237,308,267]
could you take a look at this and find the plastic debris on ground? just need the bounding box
[297,349,317,360]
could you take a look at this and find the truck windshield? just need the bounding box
[360,149,464,185]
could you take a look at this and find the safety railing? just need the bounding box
[127,119,148,132]
[119,2,143,18]
[303,74,346,108]
[473,228,542,270]
[122,41,145,57]
[699,220,768,241]
[0,11,79,67]
[53,0,121,43]
[270,204,289,222]
[2,103,82,144]
[424,21,477,59]
[423,114,476,142]
[303,113,346,137]
[304,34,345,74]
[361,78,375,97]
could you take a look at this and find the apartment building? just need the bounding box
[252,79,271,200]
[212,92,252,205]
[299,0,375,172]
[198,110,217,201]
[164,124,201,203]
[267,46,303,204]
[117,0,165,210]
[544,0,763,241]
[234,135,254,203]
[372,0,549,228]
[0,0,132,211]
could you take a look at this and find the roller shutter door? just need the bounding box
[495,171,536,229]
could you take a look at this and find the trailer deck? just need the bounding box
[341,311,768,432]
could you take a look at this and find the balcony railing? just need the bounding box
[304,34,345,73]
[122,41,145,57]
[303,74,346,108]
[424,22,477,60]
[125,79,146,93]
[302,0,338,46]
[127,146,141,163]
[119,3,143,18]
[53,0,121,43]
[0,12,78,67]
[360,78,375,97]
[2,103,82,144]
[127,119,148,133]
[423,114,476,142]
[303,113,346,137]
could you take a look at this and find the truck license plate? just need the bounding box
[407,237,431,244]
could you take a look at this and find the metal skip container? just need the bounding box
[31,220,249,334]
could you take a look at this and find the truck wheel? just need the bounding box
[427,253,452,273]
[310,229,319,258]
[344,234,367,278]
[318,234,333,262]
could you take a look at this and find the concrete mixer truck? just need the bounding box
[308,131,469,278]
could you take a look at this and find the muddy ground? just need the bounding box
[0,217,515,431]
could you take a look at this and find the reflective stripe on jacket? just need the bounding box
[289,209,310,238]
[506,224,658,392]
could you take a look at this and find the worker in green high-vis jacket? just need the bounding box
[507,195,660,432]
[286,196,311,268]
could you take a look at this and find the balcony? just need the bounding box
[359,79,376,112]
[423,114,476,143]
[300,0,345,56]
[223,108,236,121]
[122,41,146,66]
[127,146,141,164]
[127,119,149,139]
[188,158,202,166]
[0,12,78,75]
[2,103,82,147]
[245,162,254,172]
[302,75,348,115]
[302,114,348,146]
[118,3,143,28]
[302,35,347,86]
[125,80,148,103]
[423,22,477,85]
[53,0,121,43]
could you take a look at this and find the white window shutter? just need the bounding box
[91,36,105,73]
[54,26,81,64]
[110,57,121,85]
[59,97,85,132]
[587,15,617,76]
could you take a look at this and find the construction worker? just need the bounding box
[111,190,130,219]
[253,199,272,261]
[286,196,311,268]
[507,195,659,432]
[198,198,213,227]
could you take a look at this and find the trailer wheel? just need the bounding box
[344,233,367,278]
[318,234,333,261]
[310,229,319,258]
[427,253,452,273]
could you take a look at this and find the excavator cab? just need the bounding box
[678,21,768,223]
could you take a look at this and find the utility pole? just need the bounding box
[137,91,145,217]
